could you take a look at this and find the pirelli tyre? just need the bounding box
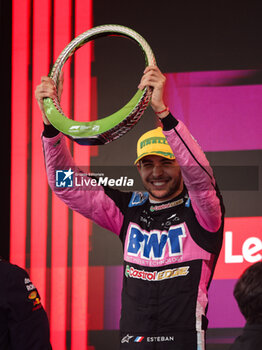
[43,24,156,145]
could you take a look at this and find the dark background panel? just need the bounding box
[91,0,262,172]
[93,0,262,72]
[207,150,262,218]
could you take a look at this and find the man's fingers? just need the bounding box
[36,86,56,98]
[143,65,158,74]
[40,76,54,85]
[35,83,57,101]
[138,75,165,90]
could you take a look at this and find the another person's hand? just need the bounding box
[138,66,168,118]
[35,72,64,125]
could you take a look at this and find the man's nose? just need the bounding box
[152,165,164,177]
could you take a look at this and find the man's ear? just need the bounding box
[136,162,141,173]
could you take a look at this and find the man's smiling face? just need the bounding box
[137,155,183,202]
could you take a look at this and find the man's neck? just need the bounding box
[148,187,184,204]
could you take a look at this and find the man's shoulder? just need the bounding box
[0,260,28,280]
[128,191,149,208]
[102,188,148,212]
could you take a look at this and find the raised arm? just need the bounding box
[42,132,126,235]
[162,116,222,232]
[35,75,126,235]
[138,66,223,232]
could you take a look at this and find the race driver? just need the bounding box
[35,65,225,350]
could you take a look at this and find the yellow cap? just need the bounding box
[134,127,175,164]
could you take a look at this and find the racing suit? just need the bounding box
[42,113,224,350]
[0,259,52,350]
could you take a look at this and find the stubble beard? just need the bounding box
[144,172,183,202]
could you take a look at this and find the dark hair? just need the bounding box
[233,261,262,324]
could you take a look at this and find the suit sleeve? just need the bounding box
[5,264,52,350]
[161,113,223,232]
[42,132,125,235]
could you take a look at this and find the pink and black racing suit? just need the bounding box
[42,113,224,350]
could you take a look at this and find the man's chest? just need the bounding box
[121,204,211,268]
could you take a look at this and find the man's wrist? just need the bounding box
[43,123,59,138]
[155,106,169,119]
[160,113,179,130]
[42,113,51,125]
[152,103,166,113]
[153,104,169,119]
